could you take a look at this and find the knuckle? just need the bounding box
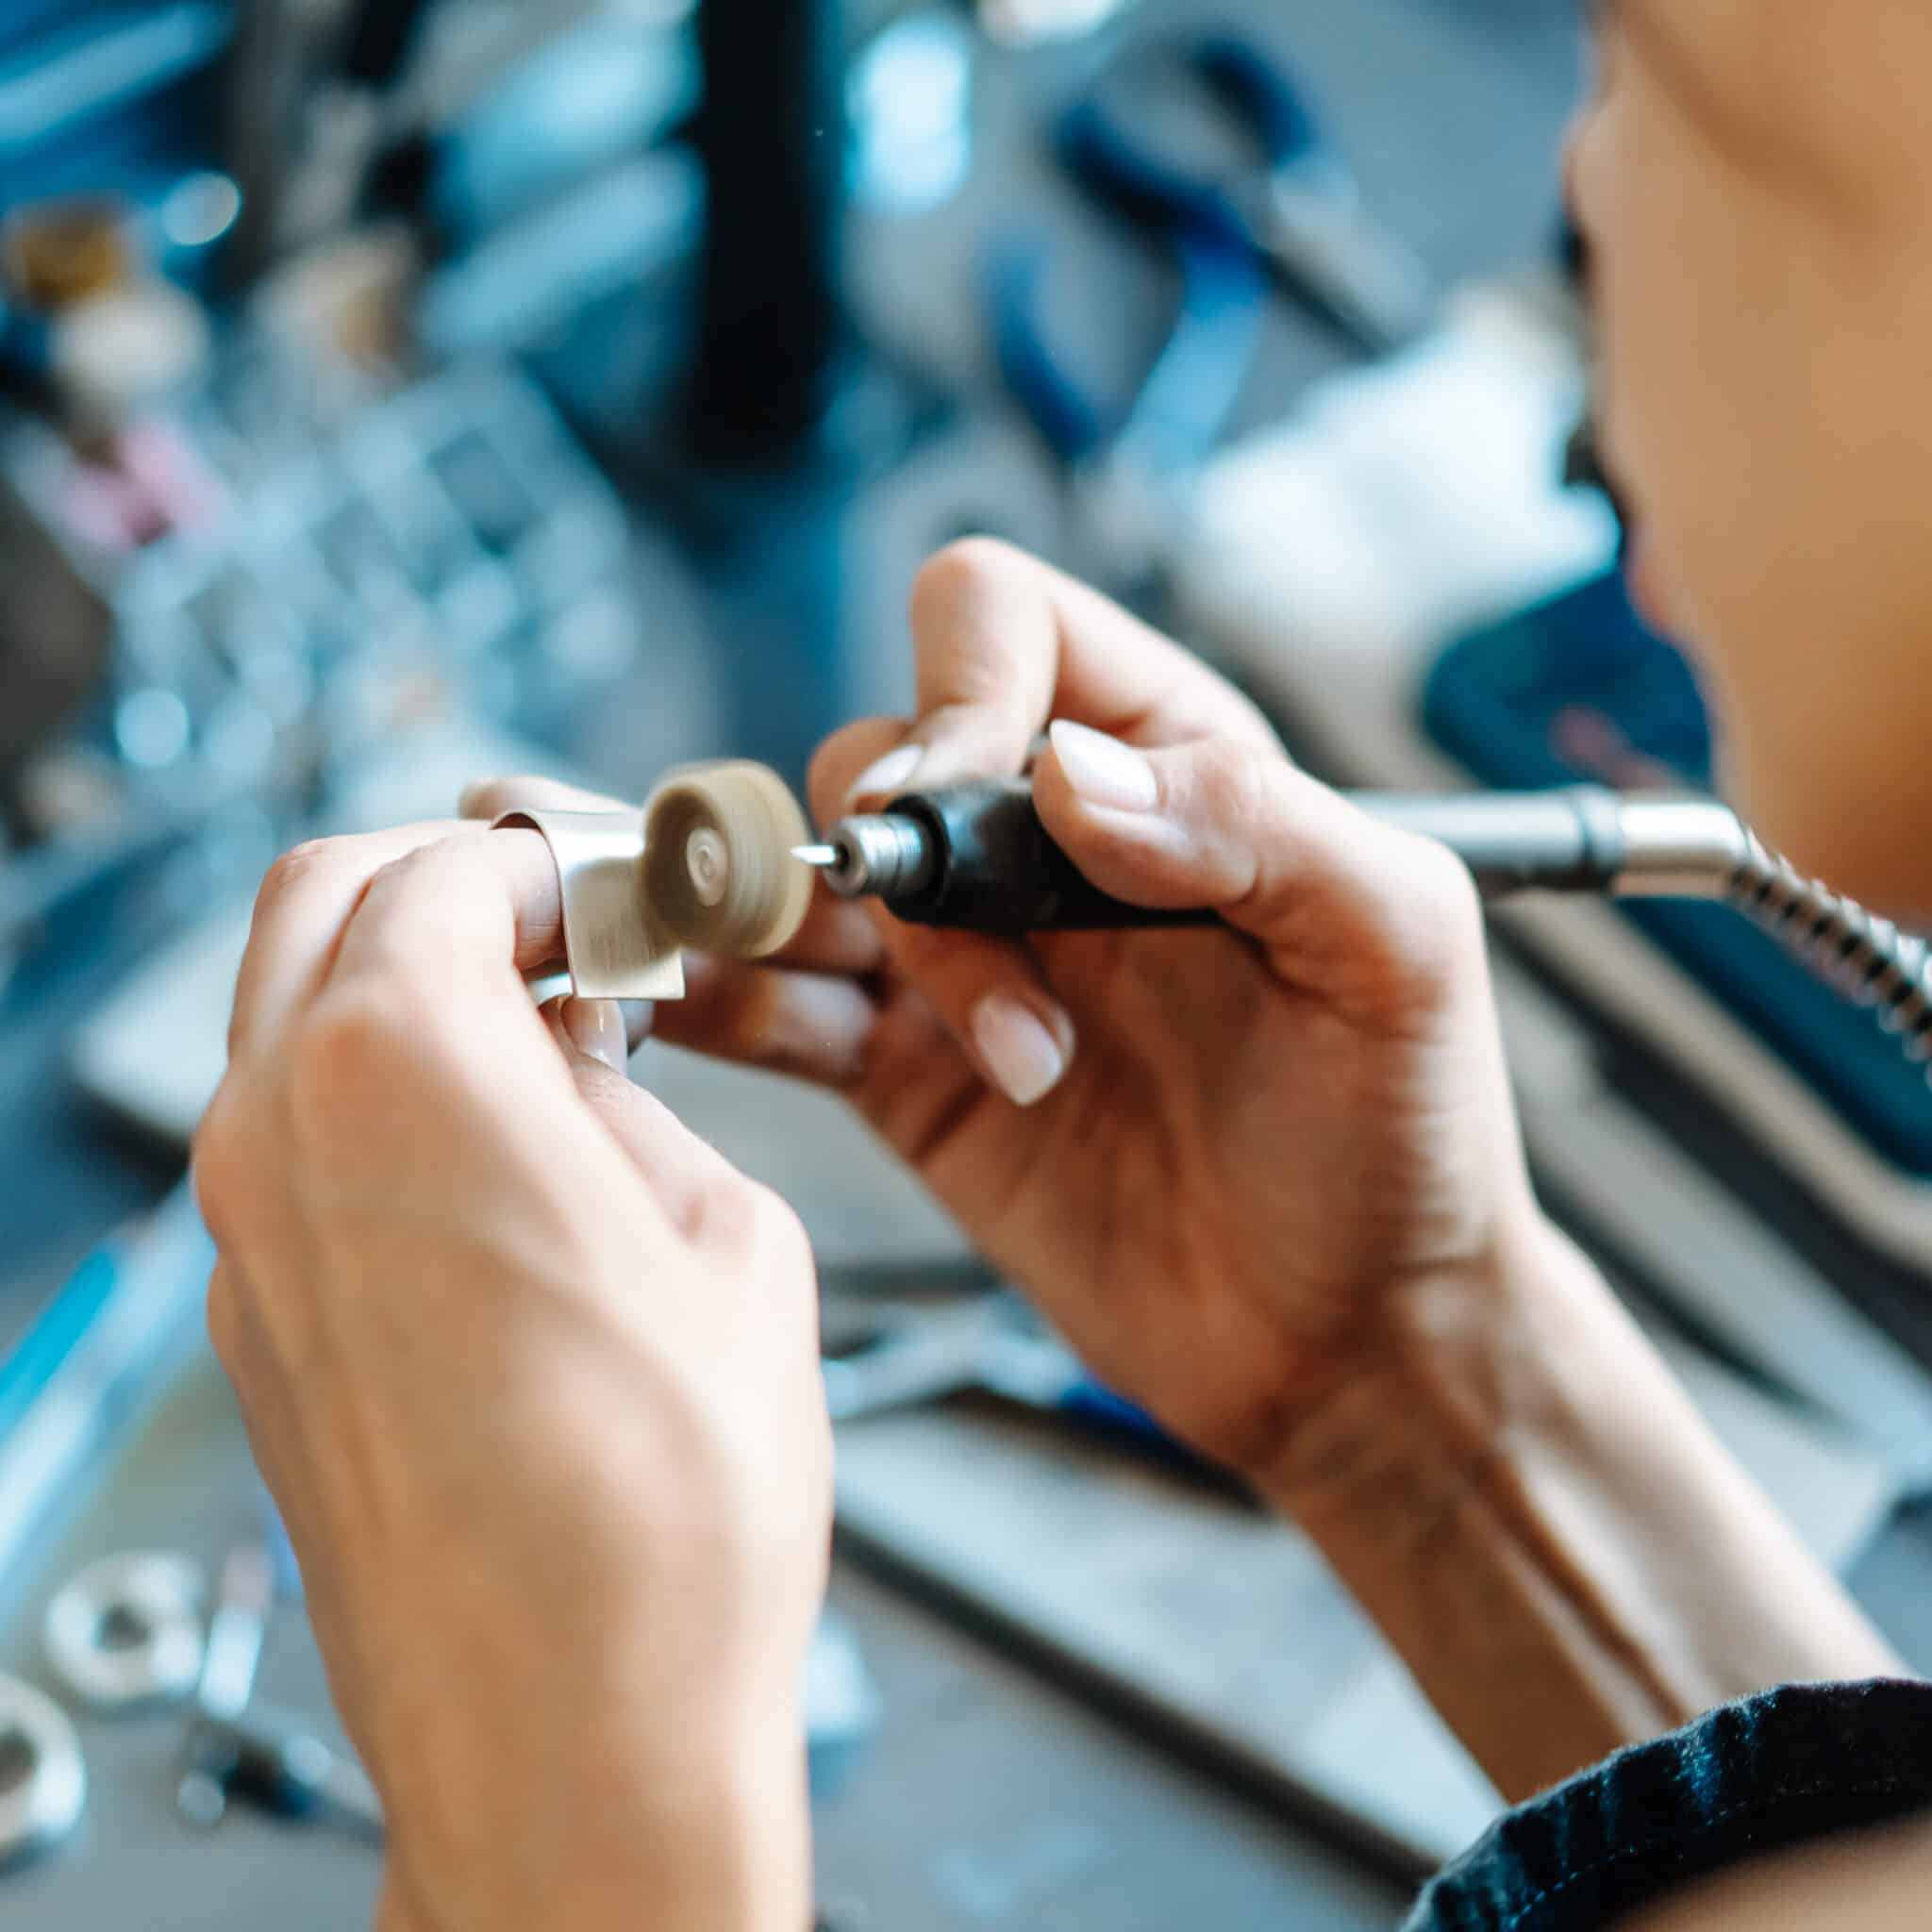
[911,533,1035,607]
[375,839,499,947]
[462,774,542,816]
[744,1183,812,1270]
[1407,836,1487,951]
[1364,832,1488,1003]
[192,1091,253,1245]
[669,1171,741,1249]
[1191,738,1274,831]
[909,536,1032,631]
[690,1172,810,1273]
[258,838,353,909]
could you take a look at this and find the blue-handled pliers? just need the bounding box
[986,32,1434,592]
[822,1291,1235,1489]
[1058,31,1436,358]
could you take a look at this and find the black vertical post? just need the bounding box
[689,0,847,461]
[341,0,439,87]
[219,0,296,287]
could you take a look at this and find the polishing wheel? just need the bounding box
[643,761,815,958]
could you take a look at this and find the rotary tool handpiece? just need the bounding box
[805,779,1755,932]
[808,779,1219,933]
[796,774,1932,1086]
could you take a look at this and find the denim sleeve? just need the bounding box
[1404,1680,1932,1932]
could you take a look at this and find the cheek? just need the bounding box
[1590,88,1804,641]
[1583,75,1932,909]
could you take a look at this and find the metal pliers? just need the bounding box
[987,32,1435,588]
[821,1289,1233,1488]
[1058,32,1436,358]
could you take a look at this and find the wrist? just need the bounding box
[381,1717,812,1932]
[1259,1209,1901,1799]
[1259,1203,1574,1537]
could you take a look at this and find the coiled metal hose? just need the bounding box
[1357,789,1932,1082]
[1727,837,1932,1073]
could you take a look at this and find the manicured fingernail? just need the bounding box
[562,997,629,1074]
[971,992,1069,1108]
[458,778,503,819]
[847,742,923,807]
[1049,720,1158,812]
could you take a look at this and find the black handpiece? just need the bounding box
[823,780,1220,933]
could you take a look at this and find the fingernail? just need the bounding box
[846,742,923,807]
[971,992,1069,1108]
[562,997,629,1074]
[458,777,502,819]
[1049,720,1158,812]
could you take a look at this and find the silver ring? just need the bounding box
[0,1674,86,1868]
[43,1552,206,1714]
[491,808,686,1001]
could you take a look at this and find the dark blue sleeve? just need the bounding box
[1405,1680,1932,1932]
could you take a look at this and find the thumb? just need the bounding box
[1033,720,1486,1008]
[553,995,633,1075]
[541,998,739,1218]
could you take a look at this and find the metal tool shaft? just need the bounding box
[806,780,1755,928]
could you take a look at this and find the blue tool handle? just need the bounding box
[984,242,1112,466]
[1058,1377,1233,1483]
[1059,1377,1163,1438]
[1193,31,1325,169]
[1117,233,1267,476]
[1057,98,1246,250]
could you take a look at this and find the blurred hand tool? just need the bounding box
[988,32,1433,590]
[169,1536,384,1843]
[823,1291,1227,1485]
[194,1541,274,1724]
[986,222,1261,596]
[1059,32,1436,357]
[176,1540,278,1830]
[179,1703,384,1844]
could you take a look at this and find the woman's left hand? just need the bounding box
[194,822,829,1932]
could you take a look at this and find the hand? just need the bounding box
[193,824,828,1932]
[462,541,1899,1805]
[466,540,1541,1483]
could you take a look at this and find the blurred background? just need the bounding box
[5,4,1932,1927]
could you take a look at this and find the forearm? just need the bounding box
[1272,1216,1905,1803]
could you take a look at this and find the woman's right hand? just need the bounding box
[470,539,1544,1487]
[473,539,1900,1801]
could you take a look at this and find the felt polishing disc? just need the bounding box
[643,761,814,958]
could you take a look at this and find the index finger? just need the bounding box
[228,824,563,1060]
[322,828,566,1008]
[883,539,1282,796]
